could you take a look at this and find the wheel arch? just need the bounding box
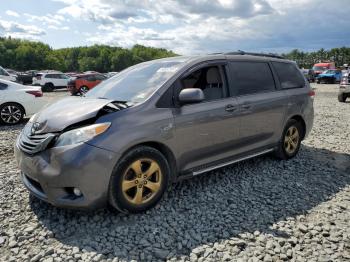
[289,115,306,140]
[121,141,178,182]
[0,101,26,115]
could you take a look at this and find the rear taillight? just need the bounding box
[308,90,315,98]
[26,90,43,97]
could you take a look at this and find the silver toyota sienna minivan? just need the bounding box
[15,52,314,213]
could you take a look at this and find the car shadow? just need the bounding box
[30,145,350,261]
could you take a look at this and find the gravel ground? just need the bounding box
[0,84,349,262]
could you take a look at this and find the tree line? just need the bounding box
[1,37,349,72]
[282,47,350,68]
[0,37,177,72]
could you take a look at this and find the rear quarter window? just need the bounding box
[272,62,305,89]
[229,61,276,96]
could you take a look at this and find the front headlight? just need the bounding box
[55,122,111,147]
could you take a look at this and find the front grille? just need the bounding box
[18,124,56,154]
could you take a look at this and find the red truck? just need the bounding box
[312,62,335,77]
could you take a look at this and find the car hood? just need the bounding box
[31,97,115,134]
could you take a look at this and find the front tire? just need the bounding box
[108,146,170,213]
[338,93,346,102]
[0,103,24,125]
[274,119,303,160]
[42,83,54,92]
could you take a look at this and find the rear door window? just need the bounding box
[95,74,106,80]
[45,74,54,79]
[228,62,276,96]
[272,62,305,89]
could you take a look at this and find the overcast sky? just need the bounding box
[0,0,349,54]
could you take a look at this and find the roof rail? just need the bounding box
[224,50,285,59]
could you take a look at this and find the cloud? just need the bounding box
[0,19,46,37]
[25,13,66,26]
[5,10,20,18]
[48,25,70,30]
[52,0,350,54]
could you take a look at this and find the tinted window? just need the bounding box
[95,74,106,80]
[229,62,275,95]
[272,62,305,89]
[59,74,69,79]
[0,82,8,90]
[87,75,96,81]
[45,74,54,79]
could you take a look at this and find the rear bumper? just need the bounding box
[15,140,120,210]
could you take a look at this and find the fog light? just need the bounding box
[73,188,82,197]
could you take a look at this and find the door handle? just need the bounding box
[225,104,237,112]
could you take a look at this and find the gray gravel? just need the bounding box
[1,84,350,262]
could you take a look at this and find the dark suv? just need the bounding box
[15,52,314,213]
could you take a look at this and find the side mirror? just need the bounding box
[178,88,204,104]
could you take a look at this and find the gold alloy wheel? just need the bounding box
[284,126,300,154]
[122,158,162,205]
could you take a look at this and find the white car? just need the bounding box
[32,72,70,92]
[0,66,17,82]
[0,79,45,125]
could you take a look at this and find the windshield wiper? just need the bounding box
[112,100,132,109]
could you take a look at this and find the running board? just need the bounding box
[191,148,274,176]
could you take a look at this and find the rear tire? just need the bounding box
[80,86,89,95]
[338,93,346,102]
[108,146,170,213]
[42,83,54,92]
[0,102,24,125]
[274,119,303,160]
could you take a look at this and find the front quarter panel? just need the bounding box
[87,102,175,159]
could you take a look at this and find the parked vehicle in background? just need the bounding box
[5,68,18,75]
[338,70,350,102]
[14,71,35,85]
[15,52,314,213]
[65,72,81,77]
[106,72,118,78]
[6,69,35,85]
[68,73,107,95]
[312,62,336,77]
[316,69,342,84]
[300,68,315,82]
[0,66,17,82]
[0,79,44,125]
[33,72,70,92]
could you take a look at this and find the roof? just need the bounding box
[148,52,291,66]
[314,62,334,66]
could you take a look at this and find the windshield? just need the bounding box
[86,58,187,103]
[312,66,327,71]
[323,70,335,74]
